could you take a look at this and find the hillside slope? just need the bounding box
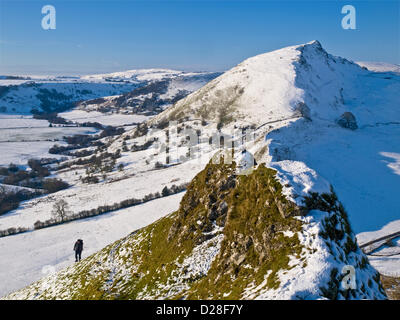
[3,161,386,300]
[145,40,399,233]
[0,69,219,115]
[73,72,221,116]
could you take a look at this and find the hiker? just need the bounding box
[73,239,83,262]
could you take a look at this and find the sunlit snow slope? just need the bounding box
[154,40,400,233]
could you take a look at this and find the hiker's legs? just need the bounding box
[75,251,78,262]
[78,251,81,261]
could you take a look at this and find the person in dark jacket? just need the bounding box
[73,239,83,262]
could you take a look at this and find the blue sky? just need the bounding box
[0,0,399,75]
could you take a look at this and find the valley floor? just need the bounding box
[0,115,98,166]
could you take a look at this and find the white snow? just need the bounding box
[357,219,400,277]
[81,68,215,83]
[0,141,66,166]
[0,115,49,128]
[81,68,185,82]
[356,61,400,74]
[157,40,400,234]
[0,158,201,230]
[270,160,331,206]
[243,210,385,300]
[0,121,98,166]
[59,109,149,127]
[0,69,218,114]
[0,193,183,297]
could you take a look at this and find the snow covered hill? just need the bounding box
[3,40,398,300]
[150,40,400,233]
[356,61,400,74]
[69,71,221,117]
[81,68,216,83]
[3,160,387,300]
[0,79,135,114]
[0,69,219,115]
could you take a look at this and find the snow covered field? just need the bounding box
[356,61,400,74]
[357,220,400,277]
[0,127,98,143]
[0,115,49,128]
[59,109,149,127]
[0,193,184,297]
[0,159,202,230]
[0,141,67,166]
[0,115,99,166]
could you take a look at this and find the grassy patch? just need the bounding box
[381,275,400,300]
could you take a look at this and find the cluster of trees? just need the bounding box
[27,159,50,177]
[49,134,96,155]
[99,126,125,138]
[0,159,69,217]
[0,186,42,217]
[0,161,69,192]
[0,226,30,238]
[32,111,69,124]
[133,123,149,138]
[131,139,155,152]
[41,178,69,193]
[161,184,185,197]
[36,88,74,113]
[81,150,121,183]
[80,121,104,130]
[67,148,96,158]
[32,111,104,130]
[81,175,99,184]
[1,161,49,188]
[49,126,123,156]
[55,147,118,171]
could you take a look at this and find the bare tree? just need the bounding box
[52,199,70,222]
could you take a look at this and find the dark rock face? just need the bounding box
[294,102,311,120]
[336,112,358,130]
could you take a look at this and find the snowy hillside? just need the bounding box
[68,71,221,117]
[0,80,135,114]
[356,61,400,74]
[0,69,219,115]
[81,68,215,83]
[3,161,386,300]
[2,41,398,299]
[152,40,400,233]
[0,69,219,166]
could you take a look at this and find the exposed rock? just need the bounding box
[294,102,311,120]
[336,112,358,130]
